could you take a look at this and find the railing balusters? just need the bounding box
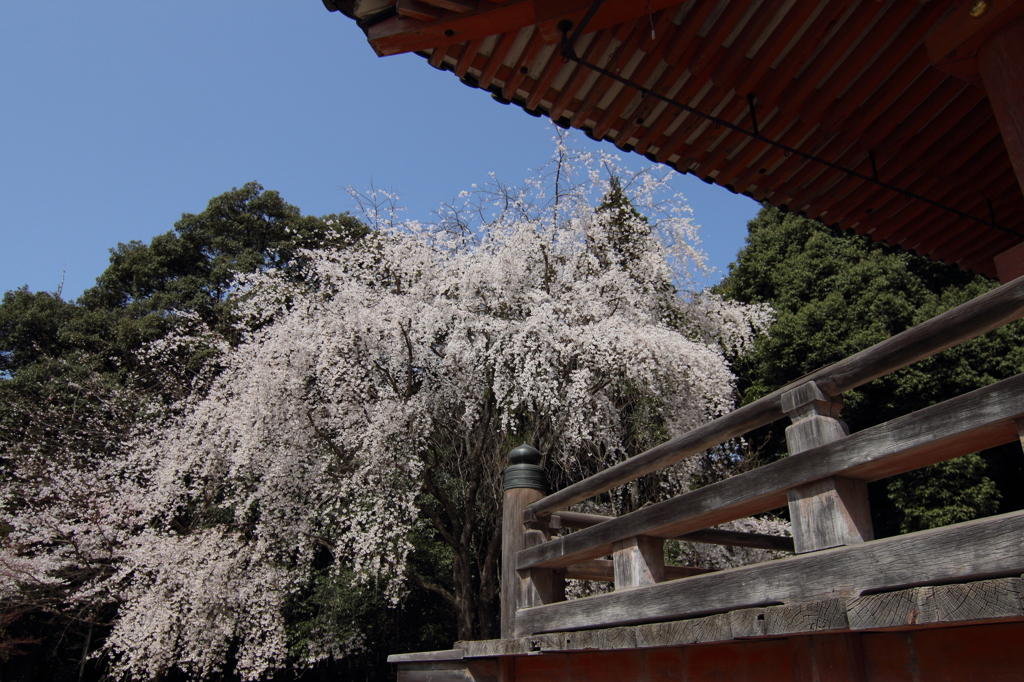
[782,382,874,553]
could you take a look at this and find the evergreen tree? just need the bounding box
[715,206,1024,536]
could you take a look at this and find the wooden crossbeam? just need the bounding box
[515,508,1024,636]
[424,0,477,12]
[367,2,534,57]
[367,0,683,56]
[396,0,442,21]
[518,373,1024,572]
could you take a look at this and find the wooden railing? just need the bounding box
[501,275,1024,638]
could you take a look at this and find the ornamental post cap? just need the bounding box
[503,444,546,492]
[508,443,541,465]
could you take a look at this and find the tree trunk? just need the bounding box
[452,548,476,640]
[77,622,93,682]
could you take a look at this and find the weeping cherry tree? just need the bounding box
[8,138,774,679]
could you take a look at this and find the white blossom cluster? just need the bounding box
[1,139,773,679]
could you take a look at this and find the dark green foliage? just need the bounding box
[715,206,1024,536]
[78,181,367,350]
[0,290,94,376]
[81,183,367,309]
[592,176,651,270]
[2,183,367,387]
[885,455,999,534]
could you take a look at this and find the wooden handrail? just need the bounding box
[525,274,1024,520]
[518,374,1024,571]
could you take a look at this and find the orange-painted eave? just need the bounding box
[351,0,1024,278]
[367,0,684,57]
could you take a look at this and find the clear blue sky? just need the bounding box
[0,2,760,301]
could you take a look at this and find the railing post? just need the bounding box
[501,444,561,639]
[612,536,665,589]
[783,382,874,553]
[519,529,565,609]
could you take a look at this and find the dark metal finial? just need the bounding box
[503,444,547,491]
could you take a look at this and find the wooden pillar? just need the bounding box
[993,243,1024,284]
[978,16,1024,195]
[612,536,665,589]
[501,444,562,639]
[926,8,1024,283]
[783,382,874,554]
[980,17,1024,285]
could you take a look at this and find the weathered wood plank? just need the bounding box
[847,577,1024,630]
[780,381,844,420]
[925,578,1024,623]
[787,477,874,554]
[563,559,616,582]
[389,650,466,663]
[447,577,1024,662]
[548,511,612,529]
[634,612,734,647]
[784,415,849,455]
[514,509,1024,636]
[764,599,849,635]
[541,627,637,652]
[526,276,1024,519]
[519,530,564,609]
[454,638,533,657]
[680,528,794,552]
[846,587,919,630]
[518,374,1024,571]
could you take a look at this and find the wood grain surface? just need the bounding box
[515,509,1024,635]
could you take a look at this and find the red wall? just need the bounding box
[511,622,1024,681]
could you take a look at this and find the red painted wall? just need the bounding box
[510,622,1024,681]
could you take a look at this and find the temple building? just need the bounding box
[321,2,1024,680]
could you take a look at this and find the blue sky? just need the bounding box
[0,2,760,301]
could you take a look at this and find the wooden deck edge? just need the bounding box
[449,575,1023,658]
[387,648,465,663]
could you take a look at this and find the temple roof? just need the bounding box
[327,0,1024,278]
